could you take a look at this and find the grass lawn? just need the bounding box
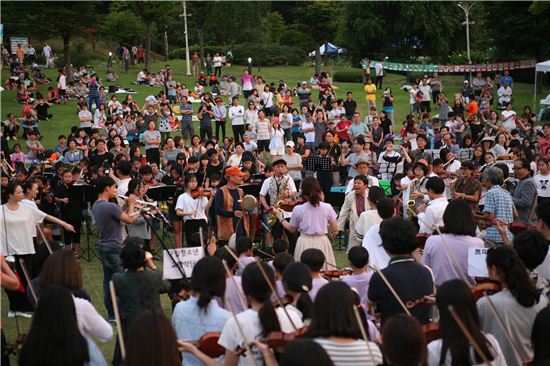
[0,58,546,362]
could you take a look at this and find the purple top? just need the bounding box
[224,276,245,313]
[289,202,337,236]
[309,276,329,300]
[421,233,484,287]
[236,256,256,276]
[341,271,373,305]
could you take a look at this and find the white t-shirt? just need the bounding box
[43,45,52,58]
[79,110,93,128]
[218,308,303,366]
[418,197,448,234]
[362,223,390,269]
[401,176,412,210]
[0,204,47,255]
[302,120,315,143]
[58,74,67,90]
[176,192,209,222]
[419,84,432,101]
[229,105,245,126]
[534,173,550,198]
[378,150,400,164]
[226,153,242,167]
[501,110,516,132]
[409,87,418,104]
[427,333,506,366]
[73,296,113,342]
[256,119,270,141]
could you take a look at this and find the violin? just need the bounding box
[277,197,306,212]
[471,279,502,301]
[190,187,213,199]
[422,322,441,343]
[321,268,353,278]
[259,327,309,352]
[195,332,225,358]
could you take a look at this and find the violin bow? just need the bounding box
[447,305,492,366]
[36,225,53,255]
[352,305,377,365]
[368,265,411,316]
[18,259,38,304]
[482,293,526,365]
[221,259,248,315]
[109,281,126,359]
[221,261,260,366]
[253,257,298,332]
[415,214,474,286]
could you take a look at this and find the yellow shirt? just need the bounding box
[17,48,24,60]
[364,84,377,101]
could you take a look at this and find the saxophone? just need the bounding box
[267,176,289,226]
[406,177,427,217]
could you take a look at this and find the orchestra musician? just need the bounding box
[417,177,448,235]
[54,169,83,255]
[259,158,298,249]
[338,175,370,248]
[214,167,250,247]
[452,160,482,210]
[273,176,339,270]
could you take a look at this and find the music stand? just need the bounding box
[75,184,99,262]
[304,156,331,172]
[240,183,261,197]
[146,185,177,202]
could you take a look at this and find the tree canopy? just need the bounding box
[1,1,549,67]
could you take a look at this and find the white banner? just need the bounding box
[162,247,204,279]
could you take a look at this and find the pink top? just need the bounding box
[241,75,253,91]
[289,202,337,236]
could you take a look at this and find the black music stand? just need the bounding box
[305,156,331,172]
[75,184,99,262]
[146,185,177,202]
[240,183,261,197]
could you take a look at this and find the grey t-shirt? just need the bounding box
[142,130,161,150]
[282,153,303,181]
[92,200,123,248]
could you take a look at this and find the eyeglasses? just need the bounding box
[512,166,525,170]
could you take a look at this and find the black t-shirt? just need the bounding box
[90,151,114,169]
[368,256,434,325]
[343,99,357,116]
[35,103,49,118]
[54,183,82,218]
[381,118,393,136]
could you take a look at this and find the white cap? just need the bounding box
[285,141,295,148]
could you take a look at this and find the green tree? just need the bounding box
[123,1,176,71]
[298,1,344,74]
[99,10,146,46]
[2,1,97,66]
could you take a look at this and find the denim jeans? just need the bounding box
[97,245,124,319]
[88,96,100,110]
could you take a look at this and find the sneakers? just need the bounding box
[7,311,33,318]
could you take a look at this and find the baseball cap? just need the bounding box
[225,166,245,177]
[461,160,475,170]
[301,81,307,85]
[214,97,222,102]
[463,80,469,83]
[271,158,287,167]
[414,159,429,169]
[285,141,295,148]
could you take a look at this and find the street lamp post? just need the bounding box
[180,0,191,76]
[458,1,476,82]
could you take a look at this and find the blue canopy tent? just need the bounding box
[308,42,347,57]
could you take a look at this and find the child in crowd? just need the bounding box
[235,236,255,276]
[341,246,373,306]
[300,248,328,300]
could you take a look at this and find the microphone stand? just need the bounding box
[140,210,188,283]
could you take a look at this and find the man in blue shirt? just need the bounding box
[180,96,194,140]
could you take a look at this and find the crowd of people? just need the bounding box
[1,52,550,366]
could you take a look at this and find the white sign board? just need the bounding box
[162,247,204,279]
[10,37,28,55]
[496,159,514,173]
[467,247,489,278]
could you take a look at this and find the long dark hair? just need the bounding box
[191,256,226,313]
[532,307,550,366]
[382,314,426,366]
[308,282,362,339]
[486,246,541,307]
[242,262,281,336]
[19,285,90,366]
[283,262,313,320]
[124,310,181,366]
[280,339,334,366]
[300,176,323,206]
[437,280,495,365]
[443,199,477,236]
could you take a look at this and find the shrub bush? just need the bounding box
[333,70,364,83]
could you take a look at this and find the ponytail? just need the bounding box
[296,292,313,320]
[190,256,226,314]
[258,300,281,337]
[301,176,322,207]
[197,292,213,312]
[486,247,541,307]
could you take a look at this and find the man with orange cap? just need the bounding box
[214,167,249,246]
